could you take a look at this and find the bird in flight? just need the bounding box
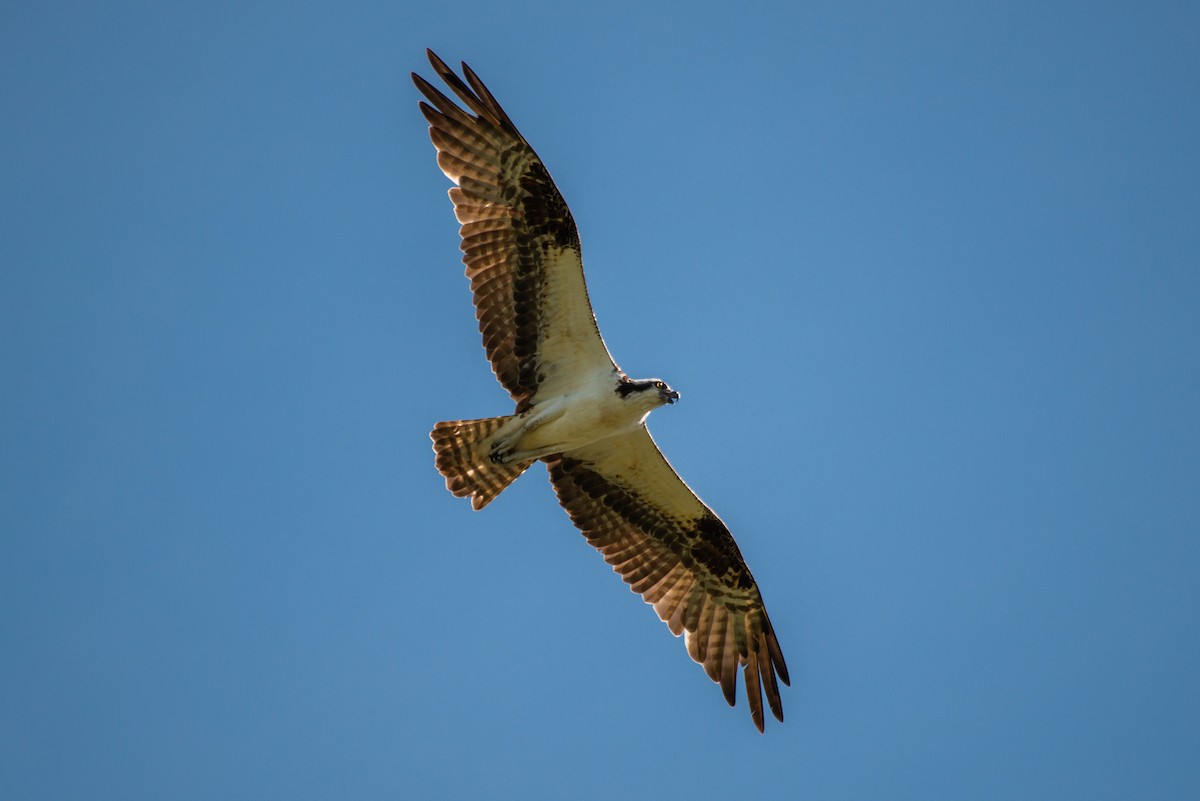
[413,50,789,731]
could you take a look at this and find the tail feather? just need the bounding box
[431,417,533,510]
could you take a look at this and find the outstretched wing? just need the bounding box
[544,430,790,732]
[413,51,619,412]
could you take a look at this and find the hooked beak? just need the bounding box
[662,388,680,405]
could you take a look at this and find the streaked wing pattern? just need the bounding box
[413,51,618,411]
[544,429,789,731]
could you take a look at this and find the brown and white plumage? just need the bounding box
[414,50,789,731]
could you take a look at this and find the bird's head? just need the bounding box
[616,377,680,409]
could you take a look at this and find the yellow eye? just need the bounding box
[655,381,665,389]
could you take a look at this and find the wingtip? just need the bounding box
[720,672,737,707]
[425,48,454,79]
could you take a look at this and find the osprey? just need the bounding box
[414,50,789,731]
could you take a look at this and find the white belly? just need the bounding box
[510,375,645,458]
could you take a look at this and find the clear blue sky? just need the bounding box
[3,1,1198,798]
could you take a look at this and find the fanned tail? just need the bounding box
[431,417,533,510]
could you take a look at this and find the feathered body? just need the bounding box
[414,50,789,731]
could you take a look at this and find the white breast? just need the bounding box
[512,369,647,457]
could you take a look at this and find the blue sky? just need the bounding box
[3,1,1199,798]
